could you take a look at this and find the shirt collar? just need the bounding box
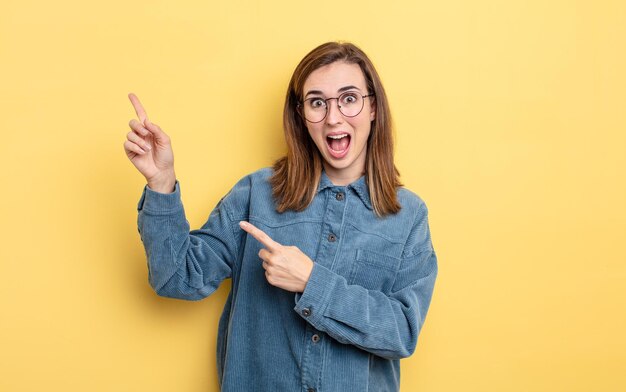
[317,170,373,210]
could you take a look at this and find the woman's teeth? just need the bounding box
[327,134,351,153]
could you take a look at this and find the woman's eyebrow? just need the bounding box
[304,85,362,98]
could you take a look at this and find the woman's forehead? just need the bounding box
[303,61,367,95]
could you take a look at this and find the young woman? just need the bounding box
[124,42,438,391]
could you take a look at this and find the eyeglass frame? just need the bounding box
[297,92,376,123]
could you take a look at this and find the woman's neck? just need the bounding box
[323,163,365,186]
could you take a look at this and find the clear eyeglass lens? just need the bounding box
[303,92,364,123]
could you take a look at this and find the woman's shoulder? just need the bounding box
[396,186,429,221]
[219,167,274,215]
[397,186,427,209]
[230,167,273,190]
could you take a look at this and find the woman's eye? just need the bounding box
[310,99,325,109]
[341,93,358,104]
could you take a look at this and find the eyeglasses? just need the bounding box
[298,92,375,123]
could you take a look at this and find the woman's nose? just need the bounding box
[325,98,343,124]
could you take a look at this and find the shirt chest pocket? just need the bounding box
[347,249,402,295]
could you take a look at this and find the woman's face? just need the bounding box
[301,61,375,185]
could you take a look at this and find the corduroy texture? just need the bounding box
[137,167,437,391]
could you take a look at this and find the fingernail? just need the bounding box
[239,221,248,228]
[144,144,151,151]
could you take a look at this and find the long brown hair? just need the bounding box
[270,41,402,217]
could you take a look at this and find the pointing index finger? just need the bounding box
[239,221,280,251]
[128,93,148,123]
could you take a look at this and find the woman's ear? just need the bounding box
[369,100,376,121]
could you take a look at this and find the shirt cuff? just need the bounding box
[137,180,182,214]
[293,262,338,326]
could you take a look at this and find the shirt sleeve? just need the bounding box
[293,202,438,360]
[136,181,239,301]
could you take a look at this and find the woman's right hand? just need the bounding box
[124,93,177,193]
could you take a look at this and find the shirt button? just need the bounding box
[328,233,337,242]
[311,334,320,343]
[308,388,316,392]
[336,192,344,201]
[302,308,311,317]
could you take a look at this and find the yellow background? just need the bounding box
[1,0,624,390]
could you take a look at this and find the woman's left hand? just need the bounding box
[239,221,314,293]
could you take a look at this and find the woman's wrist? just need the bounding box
[147,171,176,194]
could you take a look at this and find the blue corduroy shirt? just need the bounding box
[137,167,438,391]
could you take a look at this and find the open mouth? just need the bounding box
[326,133,351,158]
